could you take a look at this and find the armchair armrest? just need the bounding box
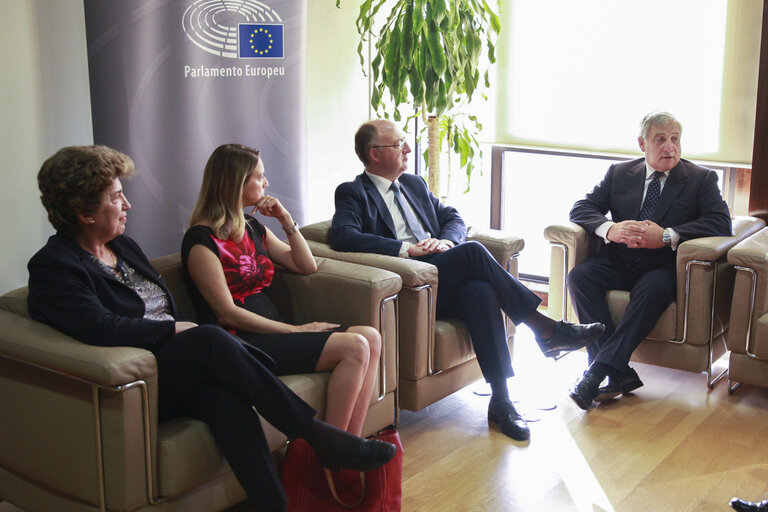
[270,256,402,326]
[544,222,599,321]
[304,240,438,289]
[0,309,158,387]
[300,220,332,245]
[727,227,768,357]
[467,227,524,273]
[674,216,766,337]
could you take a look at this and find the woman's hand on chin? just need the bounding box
[252,195,289,221]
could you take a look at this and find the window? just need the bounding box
[494,0,761,165]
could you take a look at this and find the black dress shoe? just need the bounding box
[536,321,605,358]
[569,370,602,410]
[488,398,531,441]
[318,438,397,472]
[594,367,644,402]
[731,497,768,512]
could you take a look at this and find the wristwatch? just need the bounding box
[662,229,672,247]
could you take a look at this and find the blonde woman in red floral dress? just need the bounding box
[182,144,382,436]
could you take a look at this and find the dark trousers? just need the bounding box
[567,249,676,372]
[420,241,542,382]
[154,325,316,511]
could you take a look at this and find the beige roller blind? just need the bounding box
[494,0,761,165]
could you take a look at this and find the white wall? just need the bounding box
[0,1,93,292]
[305,2,371,223]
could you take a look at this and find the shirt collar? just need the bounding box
[365,170,397,196]
[645,162,670,179]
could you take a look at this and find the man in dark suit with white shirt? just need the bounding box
[567,111,732,409]
[330,119,605,441]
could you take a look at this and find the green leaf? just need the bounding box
[433,0,448,24]
[401,3,415,69]
[426,21,447,76]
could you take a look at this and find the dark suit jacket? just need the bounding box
[569,157,732,266]
[27,233,178,350]
[331,172,467,255]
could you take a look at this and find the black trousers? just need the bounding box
[420,241,542,382]
[153,324,316,510]
[567,249,676,372]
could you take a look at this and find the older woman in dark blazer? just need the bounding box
[26,145,395,512]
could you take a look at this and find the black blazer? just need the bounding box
[569,157,732,266]
[27,233,178,350]
[331,172,467,256]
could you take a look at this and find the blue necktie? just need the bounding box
[391,182,429,241]
[638,171,663,221]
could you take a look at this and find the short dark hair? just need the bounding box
[37,145,134,235]
[354,121,380,165]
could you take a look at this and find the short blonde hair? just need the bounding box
[189,144,261,241]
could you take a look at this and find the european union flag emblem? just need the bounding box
[238,24,284,58]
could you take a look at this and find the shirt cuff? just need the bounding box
[399,242,410,258]
[667,228,681,251]
[595,221,614,243]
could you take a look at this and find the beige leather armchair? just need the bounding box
[300,220,524,411]
[544,215,765,388]
[0,254,400,512]
[726,226,768,392]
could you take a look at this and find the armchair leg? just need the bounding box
[707,366,728,389]
[728,378,743,394]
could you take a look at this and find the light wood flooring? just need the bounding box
[396,327,768,512]
[3,327,768,511]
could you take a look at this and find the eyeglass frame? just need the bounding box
[369,138,407,151]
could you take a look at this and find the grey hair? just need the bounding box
[639,111,682,139]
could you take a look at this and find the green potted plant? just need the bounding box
[336,0,501,195]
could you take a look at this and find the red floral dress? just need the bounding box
[181,216,333,375]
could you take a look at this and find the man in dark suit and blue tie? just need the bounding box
[331,119,605,441]
[567,111,732,409]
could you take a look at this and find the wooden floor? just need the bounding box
[3,327,768,511]
[397,327,768,512]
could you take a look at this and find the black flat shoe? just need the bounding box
[594,367,644,402]
[488,398,531,441]
[569,370,602,410]
[731,497,768,512]
[536,321,605,358]
[319,438,397,472]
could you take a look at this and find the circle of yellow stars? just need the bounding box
[249,27,274,55]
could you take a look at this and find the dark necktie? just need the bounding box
[391,182,429,241]
[638,171,664,221]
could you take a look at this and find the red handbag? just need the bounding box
[280,429,403,511]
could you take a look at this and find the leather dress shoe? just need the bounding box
[536,321,605,358]
[488,398,530,441]
[319,438,397,472]
[731,497,768,512]
[569,370,602,410]
[594,367,643,402]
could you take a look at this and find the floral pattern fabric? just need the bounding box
[209,227,275,303]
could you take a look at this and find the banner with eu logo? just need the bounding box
[84,0,306,258]
[239,24,284,58]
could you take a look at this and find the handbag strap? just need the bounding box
[323,468,367,508]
